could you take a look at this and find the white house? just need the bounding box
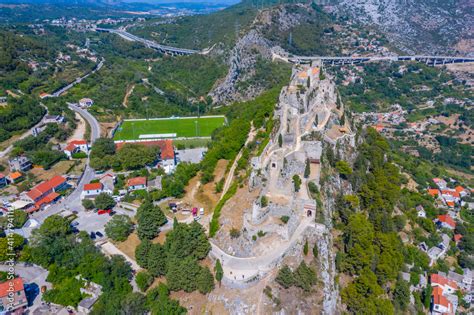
[416,205,426,218]
[79,98,94,108]
[64,140,89,159]
[127,177,147,191]
[81,182,111,198]
[433,178,447,190]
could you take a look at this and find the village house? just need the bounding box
[99,173,115,194]
[82,182,107,198]
[8,156,32,173]
[79,98,94,108]
[43,114,65,125]
[8,172,23,184]
[22,175,68,211]
[436,214,456,230]
[433,178,448,190]
[430,273,460,315]
[0,277,28,314]
[127,177,147,191]
[63,140,89,159]
[416,205,426,218]
[157,140,176,174]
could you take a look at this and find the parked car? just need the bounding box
[90,232,96,239]
[70,221,79,227]
[96,231,104,238]
[98,209,112,215]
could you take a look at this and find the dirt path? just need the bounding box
[67,112,86,141]
[221,125,256,198]
[122,84,135,108]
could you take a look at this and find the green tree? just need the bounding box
[393,280,410,312]
[136,271,154,292]
[278,133,283,148]
[292,175,301,192]
[303,239,309,256]
[319,68,325,80]
[121,292,148,315]
[135,239,152,269]
[82,199,95,210]
[136,201,167,240]
[313,243,318,258]
[340,113,345,125]
[147,284,186,315]
[335,160,352,177]
[12,210,28,228]
[304,158,310,178]
[105,215,133,242]
[117,144,157,170]
[260,195,268,207]
[94,193,116,210]
[275,265,295,288]
[293,261,316,292]
[214,259,223,287]
[147,243,167,277]
[0,234,25,261]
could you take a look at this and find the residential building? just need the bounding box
[43,115,65,124]
[22,175,67,211]
[0,174,8,188]
[454,186,468,198]
[436,214,456,230]
[64,140,89,159]
[428,189,440,198]
[99,174,115,194]
[158,140,176,174]
[82,183,105,198]
[0,277,28,314]
[8,156,32,173]
[79,98,94,108]
[431,274,458,294]
[416,205,426,218]
[433,178,447,190]
[432,286,454,315]
[127,177,147,191]
[8,172,23,184]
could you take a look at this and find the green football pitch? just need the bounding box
[113,116,226,141]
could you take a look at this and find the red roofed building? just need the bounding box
[127,177,147,191]
[431,286,454,315]
[64,140,89,159]
[22,175,67,209]
[0,277,28,314]
[82,182,107,198]
[454,185,467,198]
[454,234,463,244]
[437,214,456,230]
[428,189,440,198]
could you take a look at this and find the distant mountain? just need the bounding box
[326,0,473,55]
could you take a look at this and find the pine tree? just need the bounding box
[278,133,283,148]
[340,113,345,126]
[303,239,309,256]
[214,259,223,287]
[304,158,311,178]
[313,243,318,258]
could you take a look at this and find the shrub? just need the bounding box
[136,271,154,292]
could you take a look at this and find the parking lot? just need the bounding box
[176,148,207,164]
[72,206,135,238]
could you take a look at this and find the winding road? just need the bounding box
[31,104,100,224]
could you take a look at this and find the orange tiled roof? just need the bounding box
[27,176,66,200]
[428,189,440,197]
[35,192,60,207]
[84,183,103,191]
[432,286,452,310]
[127,177,146,187]
[65,140,87,152]
[454,234,463,243]
[442,190,460,198]
[454,186,465,194]
[438,214,456,228]
[0,278,24,297]
[9,171,22,180]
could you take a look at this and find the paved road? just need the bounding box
[31,105,100,224]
